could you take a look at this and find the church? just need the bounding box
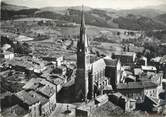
[75,7,122,102]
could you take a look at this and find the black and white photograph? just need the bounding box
[0,0,166,117]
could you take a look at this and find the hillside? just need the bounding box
[155,14,166,24]
[116,9,162,18]
[1,2,166,31]
[1,8,39,20]
[113,14,166,30]
[1,2,29,11]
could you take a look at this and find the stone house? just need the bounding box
[112,52,136,66]
[117,82,158,103]
[92,56,121,96]
[15,90,48,117]
[109,92,136,112]
[22,78,57,116]
[0,51,14,60]
[95,94,108,107]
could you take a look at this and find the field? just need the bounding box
[1,17,146,61]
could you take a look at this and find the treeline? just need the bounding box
[1,36,32,54]
[146,30,166,43]
[1,9,38,20]
[143,42,166,61]
[113,15,166,31]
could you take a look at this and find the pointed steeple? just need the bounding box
[78,5,89,51]
[80,5,86,34]
[75,4,91,102]
[80,5,85,31]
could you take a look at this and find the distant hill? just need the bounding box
[104,4,166,18]
[34,7,166,30]
[1,8,39,20]
[113,14,166,30]
[1,2,38,20]
[1,2,166,31]
[116,9,162,18]
[1,2,29,11]
[35,8,118,28]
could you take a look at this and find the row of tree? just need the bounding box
[1,36,32,54]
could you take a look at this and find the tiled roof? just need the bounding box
[117,82,144,90]
[141,66,157,71]
[104,59,117,67]
[112,92,122,97]
[28,90,48,104]
[134,68,142,75]
[23,78,42,90]
[160,55,166,63]
[143,82,158,89]
[114,52,136,57]
[2,104,28,117]
[38,85,56,98]
[16,90,48,106]
[16,90,39,106]
[23,78,57,97]
[151,73,162,81]
[40,78,57,87]
[95,94,108,103]
[147,72,155,77]
[52,78,64,85]
[7,59,34,69]
[117,81,157,90]
[92,56,118,74]
[124,70,133,76]
[151,57,161,62]
[126,75,136,81]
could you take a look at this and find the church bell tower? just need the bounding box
[75,6,90,102]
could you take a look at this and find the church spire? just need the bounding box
[79,5,89,50]
[80,5,86,33]
[75,4,90,102]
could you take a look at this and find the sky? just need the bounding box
[2,0,166,9]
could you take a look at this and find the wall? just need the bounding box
[144,88,157,98]
[4,53,14,60]
[119,89,144,103]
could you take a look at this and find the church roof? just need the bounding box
[103,58,118,67]
[92,57,119,73]
[92,58,105,73]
